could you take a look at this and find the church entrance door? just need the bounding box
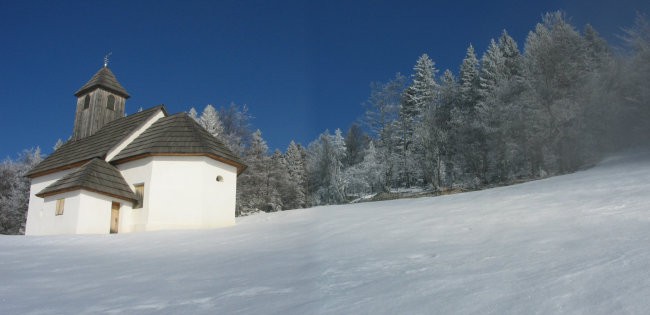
[110,202,120,234]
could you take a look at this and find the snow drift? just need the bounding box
[1,150,650,314]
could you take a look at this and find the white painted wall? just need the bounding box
[117,157,153,232]
[28,189,134,235]
[25,169,74,235]
[37,191,82,235]
[74,191,133,234]
[202,157,237,227]
[145,156,237,231]
[25,154,238,235]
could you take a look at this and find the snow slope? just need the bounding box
[2,150,650,314]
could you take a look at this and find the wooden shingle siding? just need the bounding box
[73,89,126,140]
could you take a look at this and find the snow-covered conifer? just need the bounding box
[399,54,438,187]
[188,107,198,121]
[306,130,347,205]
[198,104,225,140]
[237,129,271,214]
[498,30,523,78]
[479,39,506,97]
[53,139,64,151]
[402,54,438,117]
[284,141,307,209]
[459,44,481,108]
[524,11,591,173]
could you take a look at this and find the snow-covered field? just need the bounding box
[2,150,650,314]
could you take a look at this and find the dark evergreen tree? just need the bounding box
[344,123,369,167]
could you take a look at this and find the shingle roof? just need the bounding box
[111,113,247,174]
[36,158,137,202]
[27,106,165,177]
[74,67,130,98]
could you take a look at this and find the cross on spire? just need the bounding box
[104,52,112,68]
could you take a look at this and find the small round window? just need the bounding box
[216,175,224,182]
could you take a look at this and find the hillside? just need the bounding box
[1,150,650,314]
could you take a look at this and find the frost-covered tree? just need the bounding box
[188,107,199,121]
[436,70,460,186]
[237,129,273,214]
[363,74,406,189]
[306,129,347,205]
[344,141,384,196]
[284,141,307,209]
[330,129,347,198]
[53,139,64,151]
[451,44,488,185]
[360,141,383,192]
[498,30,523,78]
[0,148,42,234]
[416,96,447,190]
[479,39,506,96]
[476,34,527,182]
[459,44,481,109]
[620,14,650,145]
[219,103,253,158]
[191,103,251,158]
[402,54,438,118]
[399,54,438,187]
[583,24,610,68]
[198,104,225,141]
[267,150,288,211]
[576,23,621,156]
[524,11,591,173]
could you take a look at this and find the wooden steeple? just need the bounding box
[72,64,130,140]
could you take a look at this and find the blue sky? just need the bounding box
[0,0,648,159]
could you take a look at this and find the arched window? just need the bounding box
[83,95,90,109]
[107,95,115,110]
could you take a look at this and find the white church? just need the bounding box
[25,65,246,235]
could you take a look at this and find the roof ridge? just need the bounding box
[104,106,167,161]
[77,158,101,179]
[64,159,92,176]
[36,157,137,201]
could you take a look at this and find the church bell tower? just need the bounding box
[72,62,130,140]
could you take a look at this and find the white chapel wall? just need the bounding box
[25,169,74,235]
[145,155,237,231]
[38,191,82,235]
[202,157,237,226]
[117,157,153,232]
[25,153,240,235]
[76,191,133,234]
